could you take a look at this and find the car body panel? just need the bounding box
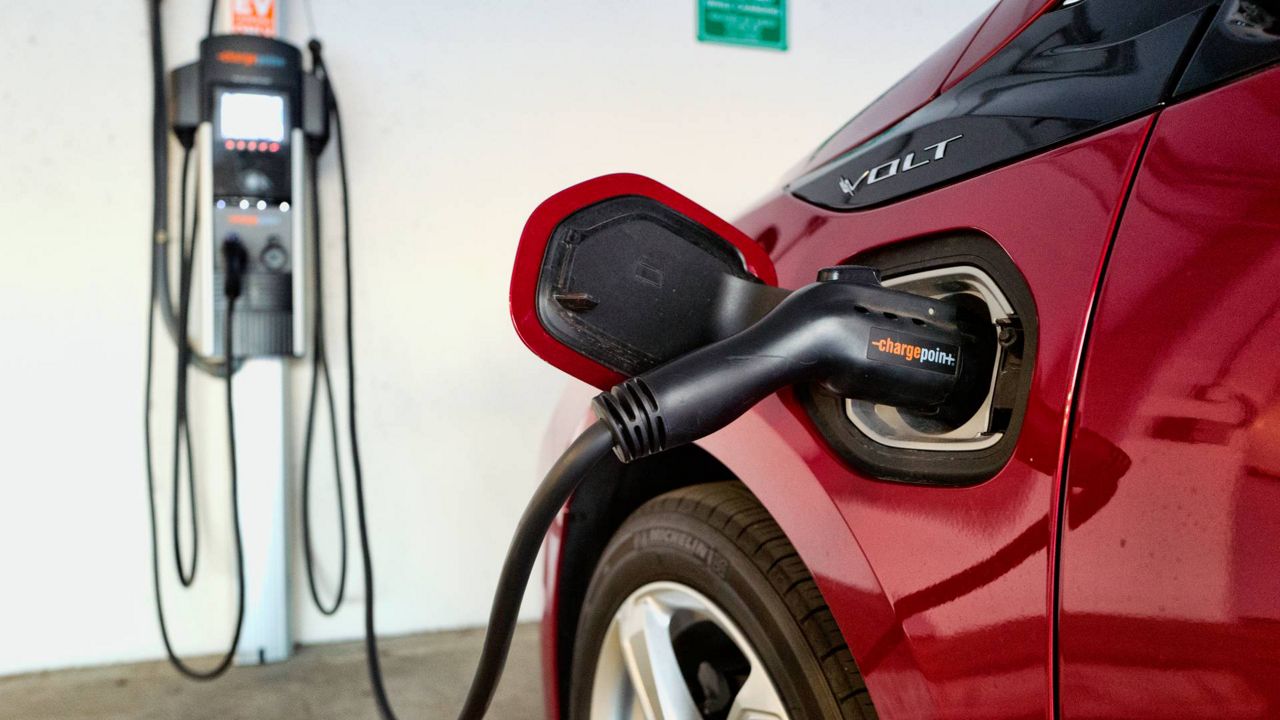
[1058,66,1280,719]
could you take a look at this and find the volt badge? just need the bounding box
[866,328,959,375]
[838,134,962,199]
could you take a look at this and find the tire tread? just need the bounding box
[631,482,876,720]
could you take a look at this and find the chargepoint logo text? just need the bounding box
[867,329,960,376]
[872,337,955,366]
[838,134,963,198]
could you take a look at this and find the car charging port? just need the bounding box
[845,265,1022,451]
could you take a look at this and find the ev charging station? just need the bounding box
[173,27,322,665]
[180,33,302,666]
[149,0,330,671]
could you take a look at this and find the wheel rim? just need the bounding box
[588,580,790,720]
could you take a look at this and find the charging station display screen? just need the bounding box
[218,91,286,142]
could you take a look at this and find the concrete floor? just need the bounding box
[0,623,543,719]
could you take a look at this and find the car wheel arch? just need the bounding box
[549,408,907,717]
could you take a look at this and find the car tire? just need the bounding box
[568,481,876,720]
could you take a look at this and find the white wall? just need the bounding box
[0,0,990,675]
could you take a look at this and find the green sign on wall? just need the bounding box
[697,0,787,51]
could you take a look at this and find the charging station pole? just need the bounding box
[229,361,293,664]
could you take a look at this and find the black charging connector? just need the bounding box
[593,266,994,462]
[222,237,249,300]
[304,40,332,156]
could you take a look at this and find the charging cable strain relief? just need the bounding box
[592,377,665,463]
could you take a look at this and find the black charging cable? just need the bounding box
[143,231,250,680]
[169,146,200,587]
[206,0,218,37]
[145,0,248,680]
[149,0,229,378]
[305,38,396,714]
[301,108,349,616]
[451,423,617,719]
[303,39,630,720]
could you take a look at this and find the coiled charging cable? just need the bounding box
[143,0,247,680]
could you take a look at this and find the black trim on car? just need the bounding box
[789,0,1222,212]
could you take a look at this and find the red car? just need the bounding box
[522,0,1280,717]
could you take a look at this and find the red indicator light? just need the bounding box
[248,141,258,151]
[224,140,235,150]
[269,142,280,152]
[235,140,246,151]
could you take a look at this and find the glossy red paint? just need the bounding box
[538,116,1156,718]
[509,173,777,390]
[1058,67,1280,718]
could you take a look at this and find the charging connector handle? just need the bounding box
[593,266,985,462]
[222,238,249,301]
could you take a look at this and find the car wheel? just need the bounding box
[568,482,876,720]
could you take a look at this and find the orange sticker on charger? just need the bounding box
[229,0,278,37]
